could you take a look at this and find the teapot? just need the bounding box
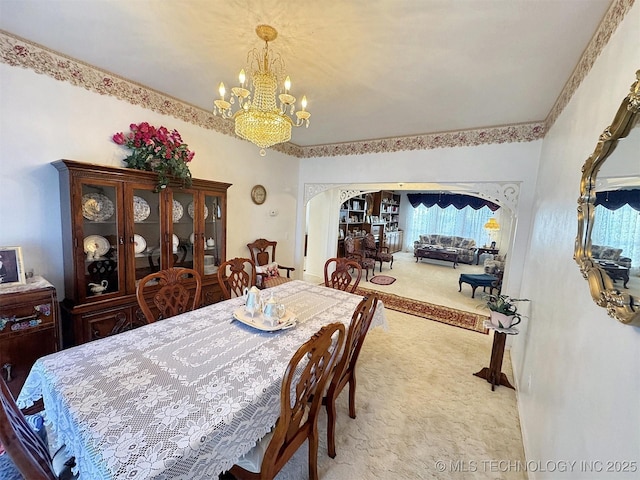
[262,294,286,326]
[243,286,262,317]
[88,279,108,295]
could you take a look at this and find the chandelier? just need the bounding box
[213,25,311,156]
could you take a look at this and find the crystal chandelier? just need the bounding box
[213,25,311,156]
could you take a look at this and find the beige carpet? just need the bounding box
[274,309,527,479]
[292,251,527,479]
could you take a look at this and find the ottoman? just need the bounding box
[458,273,500,298]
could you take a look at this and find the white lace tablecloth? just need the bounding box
[17,280,386,479]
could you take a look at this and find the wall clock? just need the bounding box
[251,185,267,205]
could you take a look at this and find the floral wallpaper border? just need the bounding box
[0,0,631,158]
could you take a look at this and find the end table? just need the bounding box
[474,320,518,391]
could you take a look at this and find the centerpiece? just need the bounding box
[112,122,194,192]
[484,294,528,329]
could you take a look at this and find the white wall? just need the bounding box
[0,64,299,297]
[516,3,640,477]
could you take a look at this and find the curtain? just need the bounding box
[595,189,640,211]
[407,193,500,211]
[591,204,640,267]
[406,204,496,248]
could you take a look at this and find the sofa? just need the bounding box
[413,234,477,265]
[591,244,632,268]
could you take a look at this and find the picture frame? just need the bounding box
[0,246,26,287]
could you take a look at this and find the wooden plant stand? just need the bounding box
[474,322,518,391]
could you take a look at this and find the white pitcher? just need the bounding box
[243,286,262,317]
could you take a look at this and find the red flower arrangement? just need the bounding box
[113,122,194,191]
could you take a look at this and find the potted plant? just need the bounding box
[484,294,528,329]
[112,122,194,192]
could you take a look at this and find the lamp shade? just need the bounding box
[484,218,500,231]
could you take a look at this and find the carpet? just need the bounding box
[355,285,488,334]
[369,275,396,285]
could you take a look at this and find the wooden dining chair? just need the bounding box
[246,238,295,289]
[0,376,77,480]
[136,267,202,323]
[228,322,346,480]
[217,257,257,300]
[325,294,379,458]
[323,257,362,293]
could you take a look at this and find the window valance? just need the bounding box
[407,193,500,211]
[595,189,640,211]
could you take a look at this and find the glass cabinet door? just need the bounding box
[80,182,123,300]
[203,193,223,277]
[131,186,162,282]
[170,190,195,269]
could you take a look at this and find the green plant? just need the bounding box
[113,122,194,192]
[483,294,529,320]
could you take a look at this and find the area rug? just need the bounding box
[369,275,396,285]
[354,285,488,334]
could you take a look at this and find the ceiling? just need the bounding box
[0,0,614,148]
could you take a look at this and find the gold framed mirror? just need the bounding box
[575,70,640,326]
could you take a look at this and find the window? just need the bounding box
[406,204,495,247]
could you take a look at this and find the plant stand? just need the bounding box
[474,321,518,391]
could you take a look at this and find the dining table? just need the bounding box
[17,280,387,479]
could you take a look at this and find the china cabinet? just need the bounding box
[0,276,60,403]
[54,160,231,345]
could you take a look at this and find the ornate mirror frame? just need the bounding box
[575,70,640,326]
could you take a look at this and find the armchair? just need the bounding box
[343,236,375,281]
[363,233,394,273]
[247,238,295,289]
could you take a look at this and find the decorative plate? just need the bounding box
[189,232,195,244]
[232,307,297,332]
[81,193,114,222]
[172,234,180,252]
[83,235,110,257]
[133,196,150,222]
[133,234,146,254]
[172,200,184,223]
[188,202,209,220]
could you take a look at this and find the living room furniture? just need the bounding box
[597,261,630,289]
[474,321,518,391]
[413,234,477,264]
[229,323,345,480]
[476,247,499,264]
[324,257,362,293]
[246,238,295,288]
[344,236,375,281]
[415,246,459,268]
[54,159,230,345]
[363,233,394,272]
[136,267,202,323]
[458,273,501,298]
[0,277,60,406]
[17,280,387,479]
[217,257,257,299]
[590,244,632,269]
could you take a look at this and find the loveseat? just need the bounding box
[413,234,477,264]
[591,244,632,268]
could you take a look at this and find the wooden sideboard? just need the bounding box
[0,277,61,402]
[54,160,231,346]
